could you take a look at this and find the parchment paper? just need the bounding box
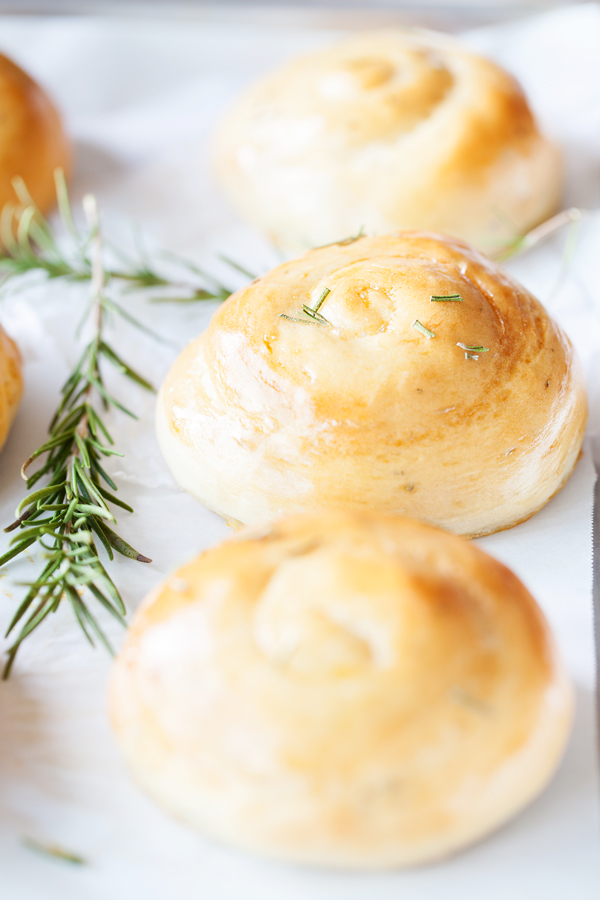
[0,6,599,898]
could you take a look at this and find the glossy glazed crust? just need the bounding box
[109,511,573,868]
[157,231,587,537]
[0,325,22,452]
[213,30,561,253]
[0,53,71,213]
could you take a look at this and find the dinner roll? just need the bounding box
[157,231,587,538]
[213,30,561,254]
[0,324,22,451]
[109,511,572,868]
[0,53,70,213]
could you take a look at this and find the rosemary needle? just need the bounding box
[412,319,435,339]
[301,305,330,325]
[313,226,365,250]
[280,286,332,326]
[457,342,489,352]
[430,294,463,302]
[279,314,315,325]
[457,342,489,361]
[312,287,330,313]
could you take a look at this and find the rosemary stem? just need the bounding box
[83,194,104,332]
[519,207,583,252]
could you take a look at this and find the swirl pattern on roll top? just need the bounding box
[157,232,587,537]
[213,30,561,252]
[109,511,572,868]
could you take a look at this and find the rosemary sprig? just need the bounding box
[412,319,435,339]
[0,169,235,304]
[0,194,154,678]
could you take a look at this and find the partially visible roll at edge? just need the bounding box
[0,53,71,213]
[0,325,22,452]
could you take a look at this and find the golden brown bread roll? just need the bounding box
[0,53,70,213]
[0,324,22,451]
[109,511,573,868]
[157,231,587,538]
[213,30,561,253]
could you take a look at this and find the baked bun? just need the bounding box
[157,231,587,538]
[0,53,70,213]
[109,511,572,868]
[0,324,22,451]
[213,30,561,253]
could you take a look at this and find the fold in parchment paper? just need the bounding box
[0,6,599,899]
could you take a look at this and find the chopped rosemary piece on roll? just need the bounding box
[457,343,489,352]
[457,342,490,360]
[280,286,332,326]
[412,320,435,339]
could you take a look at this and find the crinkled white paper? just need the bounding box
[0,6,599,899]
